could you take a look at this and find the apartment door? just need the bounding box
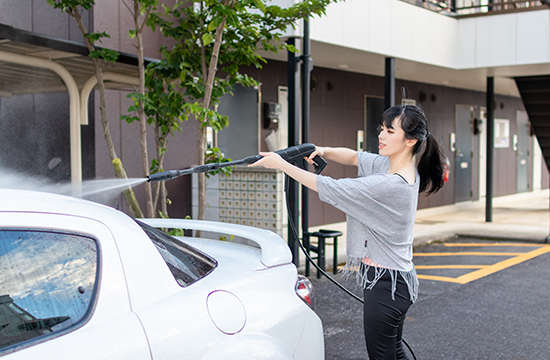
[364,96,385,153]
[455,105,474,202]
[516,110,530,193]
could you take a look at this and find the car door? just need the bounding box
[0,213,151,360]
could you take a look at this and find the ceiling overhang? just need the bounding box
[0,24,157,97]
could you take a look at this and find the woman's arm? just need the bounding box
[308,147,357,167]
[249,152,319,192]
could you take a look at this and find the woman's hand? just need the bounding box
[248,151,319,192]
[305,146,326,165]
[248,152,286,170]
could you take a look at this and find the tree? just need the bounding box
[48,0,144,218]
[120,0,159,218]
[147,0,337,221]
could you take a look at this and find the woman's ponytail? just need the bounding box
[417,133,444,195]
[380,104,445,195]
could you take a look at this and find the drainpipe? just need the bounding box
[385,57,396,110]
[486,77,494,222]
[80,72,140,125]
[0,50,81,184]
[287,36,301,267]
[301,17,313,276]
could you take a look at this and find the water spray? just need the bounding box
[147,143,327,183]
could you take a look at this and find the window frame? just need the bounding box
[135,221,218,288]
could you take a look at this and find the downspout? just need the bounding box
[0,50,82,184]
[80,72,140,125]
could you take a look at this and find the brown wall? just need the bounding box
[94,0,177,59]
[241,60,536,227]
[0,0,91,42]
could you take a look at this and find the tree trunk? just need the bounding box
[197,124,207,221]
[134,1,154,218]
[197,5,229,222]
[73,7,143,218]
[113,158,144,218]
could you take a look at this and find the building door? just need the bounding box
[364,96,385,154]
[516,110,530,193]
[455,105,474,202]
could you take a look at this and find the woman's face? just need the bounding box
[378,117,414,157]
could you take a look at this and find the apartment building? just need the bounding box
[0,0,548,229]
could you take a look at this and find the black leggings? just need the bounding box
[363,267,413,360]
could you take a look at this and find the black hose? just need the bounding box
[284,175,417,360]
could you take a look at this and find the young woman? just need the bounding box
[249,104,444,360]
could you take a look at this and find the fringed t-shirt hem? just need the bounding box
[341,257,419,303]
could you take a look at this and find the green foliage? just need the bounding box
[89,48,119,63]
[85,31,110,44]
[205,147,233,178]
[145,0,337,131]
[158,213,192,236]
[48,1,120,63]
[219,234,234,242]
[122,62,188,174]
[47,0,94,12]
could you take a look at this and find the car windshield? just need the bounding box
[135,221,217,287]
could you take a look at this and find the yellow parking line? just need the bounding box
[414,252,523,257]
[453,246,550,284]
[416,245,550,284]
[416,275,465,284]
[415,265,489,269]
[444,243,543,247]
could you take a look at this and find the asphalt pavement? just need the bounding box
[306,190,550,359]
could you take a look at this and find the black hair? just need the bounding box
[379,105,444,195]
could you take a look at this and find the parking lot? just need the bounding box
[312,236,550,360]
[306,190,550,359]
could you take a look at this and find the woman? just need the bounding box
[249,104,444,360]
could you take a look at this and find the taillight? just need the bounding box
[295,275,315,310]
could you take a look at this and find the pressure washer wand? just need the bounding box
[147,156,261,182]
[147,143,327,183]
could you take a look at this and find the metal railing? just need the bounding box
[402,0,548,16]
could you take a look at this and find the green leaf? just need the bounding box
[208,16,224,31]
[202,33,213,46]
[89,48,119,63]
[85,31,111,44]
[129,29,137,39]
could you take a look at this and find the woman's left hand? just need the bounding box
[248,152,286,170]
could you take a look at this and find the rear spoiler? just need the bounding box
[140,219,292,268]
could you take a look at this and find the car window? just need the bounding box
[0,230,98,352]
[136,221,217,287]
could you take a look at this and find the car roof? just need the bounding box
[0,188,125,220]
[0,188,184,307]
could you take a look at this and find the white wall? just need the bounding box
[309,0,550,71]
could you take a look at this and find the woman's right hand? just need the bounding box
[305,146,326,165]
[306,146,358,167]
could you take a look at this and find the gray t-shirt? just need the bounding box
[316,151,419,302]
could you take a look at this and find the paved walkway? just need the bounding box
[301,189,550,275]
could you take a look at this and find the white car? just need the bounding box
[0,189,324,359]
